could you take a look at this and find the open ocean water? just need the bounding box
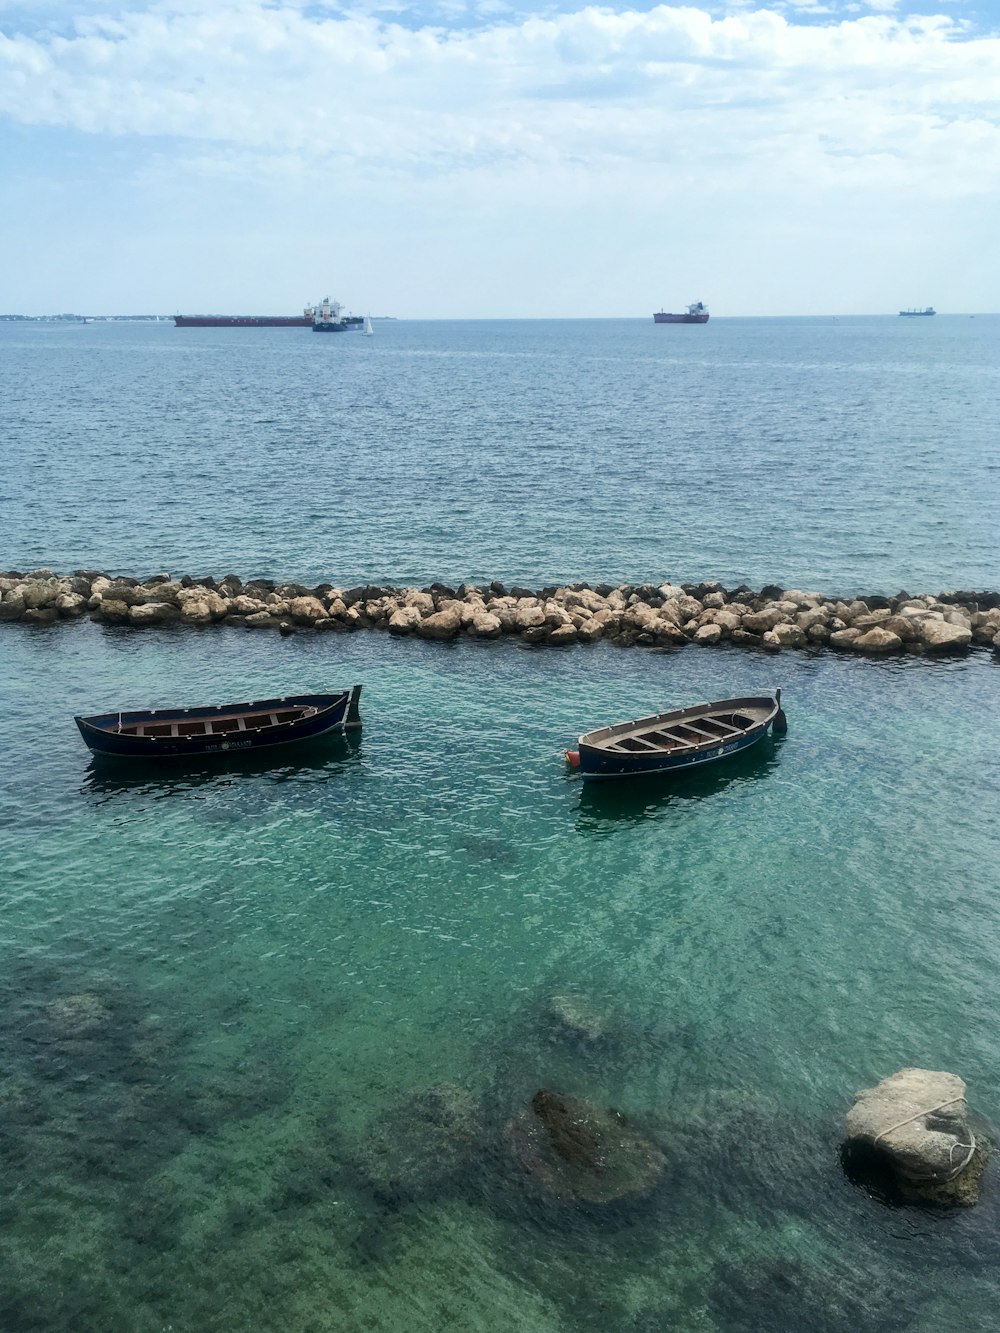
[1,316,999,1331]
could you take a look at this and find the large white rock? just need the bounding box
[287,595,328,624]
[853,626,903,654]
[469,610,503,638]
[417,608,462,640]
[920,619,972,651]
[514,603,546,630]
[129,601,180,626]
[772,621,808,647]
[388,606,423,635]
[845,1068,975,1183]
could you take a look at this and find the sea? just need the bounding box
[1,315,999,1332]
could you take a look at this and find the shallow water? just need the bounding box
[2,619,1000,1330]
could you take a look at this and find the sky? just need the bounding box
[0,0,998,316]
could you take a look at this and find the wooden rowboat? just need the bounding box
[75,687,362,760]
[565,690,786,781]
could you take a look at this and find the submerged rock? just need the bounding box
[844,1068,979,1201]
[356,1082,483,1201]
[502,1088,664,1206]
[45,992,114,1037]
[545,994,611,1045]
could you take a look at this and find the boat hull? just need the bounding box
[654,312,709,324]
[574,723,769,779]
[567,693,782,781]
[173,316,313,327]
[75,688,361,760]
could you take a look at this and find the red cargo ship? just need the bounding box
[173,305,315,327]
[653,302,709,324]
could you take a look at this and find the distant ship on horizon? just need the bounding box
[654,302,709,324]
[174,301,363,329]
[898,307,936,317]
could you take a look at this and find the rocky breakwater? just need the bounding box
[2,570,1000,656]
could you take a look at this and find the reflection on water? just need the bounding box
[573,736,783,831]
[80,734,363,803]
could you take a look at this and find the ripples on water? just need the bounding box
[2,315,998,592]
[1,619,999,1329]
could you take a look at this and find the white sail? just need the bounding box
[363,315,374,336]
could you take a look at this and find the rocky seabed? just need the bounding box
[2,570,1000,656]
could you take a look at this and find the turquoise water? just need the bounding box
[3,316,1000,1330]
[2,619,1000,1330]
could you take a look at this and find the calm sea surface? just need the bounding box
[1,318,999,1331]
[2,315,998,592]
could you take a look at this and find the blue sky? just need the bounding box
[1,0,998,315]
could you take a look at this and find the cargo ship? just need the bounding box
[898,307,935,317]
[654,302,709,324]
[173,302,364,329]
[312,296,349,332]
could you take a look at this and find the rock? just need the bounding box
[243,611,279,628]
[743,606,786,634]
[772,621,808,647]
[829,627,862,650]
[881,614,920,642]
[20,579,61,610]
[388,606,423,635]
[416,608,462,640]
[97,599,131,625]
[357,1083,482,1201]
[287,595,328,625]
[853,626,903,654]
[730,628,761,646]
[514,602,546,631]
[0,594,26,621]
[502,1089,664,1207]
[844,1068,976,1189]
[178,598,214,625]
[546,994,610,1044]
[402,589,435,614]
[46,992,113,1037]
[55,592,87,617]
[128,601,181,626]
[920,619,972,651]
[547,624,578,645]
[796,605,829,631]
[469,610,503,639]
[694,623,722,645]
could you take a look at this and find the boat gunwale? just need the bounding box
[577,694,778,754]
[74,687,362,755]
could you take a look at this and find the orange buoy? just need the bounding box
[565,750,581,768]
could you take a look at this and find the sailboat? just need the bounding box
[363,315,374,337]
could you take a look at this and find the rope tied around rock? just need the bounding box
[872,1095,976,1174]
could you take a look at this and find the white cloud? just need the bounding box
[1,0,998,312]
[1,4,998,175]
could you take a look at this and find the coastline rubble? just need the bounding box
[2,570,999,656]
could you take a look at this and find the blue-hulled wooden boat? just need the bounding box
[565,690,785,781]
[75,687,362,760]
